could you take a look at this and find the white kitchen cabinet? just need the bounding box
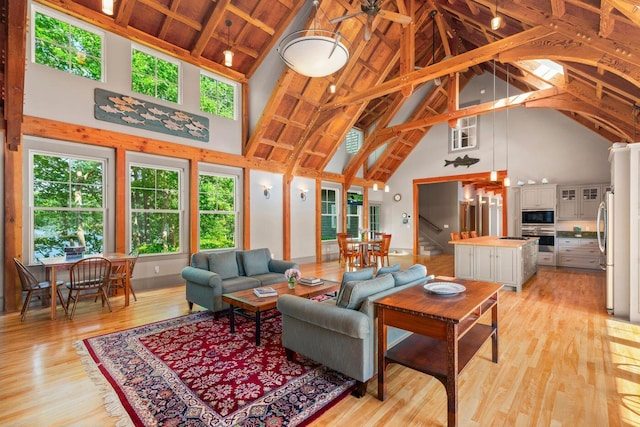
[454,244,475,280]
[474,246,495,282]
[557,238,601,269]
[452,238,538,292]
[495,246,517,284]
[557,184,607,220]
[521,184,557,209]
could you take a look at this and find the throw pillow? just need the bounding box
[191,252,209,270]
[337,267,375,302]
[391,264,427,287]
[243,249,270,276]
[376,263,401,277]
[207,251,239,280]
[336,274,395,310]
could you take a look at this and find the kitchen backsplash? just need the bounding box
[556,220,598,232]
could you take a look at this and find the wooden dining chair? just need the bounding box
[461,231,470,239]
[450,232,461,241]
[336,233,348,264]
[470,230,478,238]
[14,258,67,321]
[66,257,112,320]
[106,250,139,301]
[338,234,359,269]
[370,234,391,268]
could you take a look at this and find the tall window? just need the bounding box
[200,73,236,119]
[32,8,103,81]
[346,192,363,236]
[31,153,105,261]
[131,48,179,103]
[321,189,338,241]
[199,173,237,250]
[369,205,381,232]
[450,104,478,152]
[345,128,363,154]
[130,165,181,254]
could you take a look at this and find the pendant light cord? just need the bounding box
[506,64,509,169]
[492,58,496,173]
[634,103,637,142]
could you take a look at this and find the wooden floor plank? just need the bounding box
[1,254,638,426]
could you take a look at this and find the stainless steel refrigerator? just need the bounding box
[597,191,614,313]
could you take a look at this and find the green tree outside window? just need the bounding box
[198,174,237,250]
[33,11,103,80]
[131,49,179,102]
[130,165,181,254]
[200,74,235,119]
[32,154,105,261]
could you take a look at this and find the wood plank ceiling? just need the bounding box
[5,0,640,187]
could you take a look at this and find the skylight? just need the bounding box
[532,59,565,80]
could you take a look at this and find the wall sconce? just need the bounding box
[102,0,114,15]
[384,184,390,193]
[300,188,308,201]
[263,185,272,199]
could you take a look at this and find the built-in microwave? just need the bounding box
[522,210,554,225]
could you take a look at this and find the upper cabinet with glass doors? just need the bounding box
[557,184,609,220]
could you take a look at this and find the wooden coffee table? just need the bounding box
[222,280,340,345]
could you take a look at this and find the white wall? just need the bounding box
[381,72,611,251]
[249,170,284,259]
[25,3,243,154]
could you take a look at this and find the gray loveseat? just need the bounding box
[277,264,431,396]
[182,248,299,315]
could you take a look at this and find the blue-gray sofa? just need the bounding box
[277,264,432,396]
[181,248,298,315]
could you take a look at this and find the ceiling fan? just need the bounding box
[329,0,412,41]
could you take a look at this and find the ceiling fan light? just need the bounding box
[491,15,502,30]
[434,76,441,86]
[102,0,114,15]
[278,32,350,77]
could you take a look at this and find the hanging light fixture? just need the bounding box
[504,64,511,187]
[373,183,379,191]
[102,0,114,15]
[490,58,498,182]
[278,0,350,78]
[431,10,441,86]
[223,20,234,67]
[491,0,503,30]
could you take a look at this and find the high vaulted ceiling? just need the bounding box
[7,1,640,187]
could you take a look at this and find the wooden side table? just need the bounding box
[375,279,501,427]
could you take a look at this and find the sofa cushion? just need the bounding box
[376,263,401,276]
[222,276,261,293]
[337,267,375,302]
[243,249,270,276]
[191,252,209,270]
[391,264,427,287]
[336,274,394,310]
[207,251,239,280]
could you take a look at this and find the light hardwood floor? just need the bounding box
[1,254,639,426]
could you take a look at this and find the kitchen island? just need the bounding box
[450,236,539,292]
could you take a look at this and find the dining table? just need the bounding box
[346,236,383,267]
[38,252,136,320]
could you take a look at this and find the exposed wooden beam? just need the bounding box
[191,0,230,58]
[321,26,553,111]
[4,0,27,151]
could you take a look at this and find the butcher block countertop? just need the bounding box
[449,236,538,247]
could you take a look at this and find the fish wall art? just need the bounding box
[94,88,210,142]
[444,154,479,168]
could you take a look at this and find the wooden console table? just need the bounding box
[375,278,501,427]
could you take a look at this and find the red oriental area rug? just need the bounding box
[75,311,355,426]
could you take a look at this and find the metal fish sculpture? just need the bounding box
[188,129,206,138]
[108,96,128,105]
[444,154,480,168]
[148,107,170,116]
[122,116,145,124]
[140,112,163,122]
[163,119,184,131]
[191,120,208,130]
[121,96,145,106]
[115,104,138,113]
[99,105,124,114]
[170,113,189,122]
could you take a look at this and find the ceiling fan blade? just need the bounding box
[364,18,373,41]
[379,10,412,24]
[329,11,365,25]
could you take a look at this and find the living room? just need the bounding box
[2,1,640,425]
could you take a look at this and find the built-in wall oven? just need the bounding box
[521,225,555,252]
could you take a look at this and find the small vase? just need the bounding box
[288,279,296,289]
